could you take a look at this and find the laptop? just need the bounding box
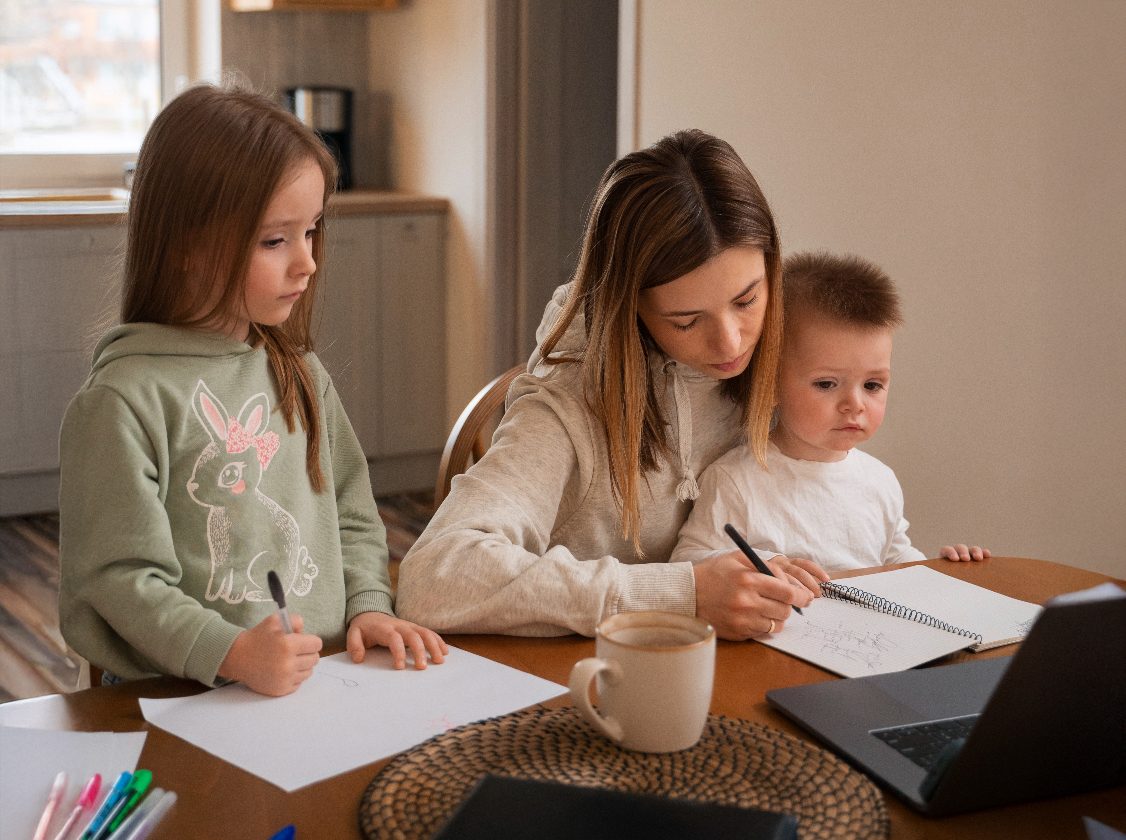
[766,582,1126,816]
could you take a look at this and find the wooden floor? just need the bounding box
[0,491,435,703]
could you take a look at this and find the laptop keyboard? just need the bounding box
[871,715,979,770]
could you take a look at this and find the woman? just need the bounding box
[397,129,822,640]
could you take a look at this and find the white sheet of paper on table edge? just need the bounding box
[139,645,567,791]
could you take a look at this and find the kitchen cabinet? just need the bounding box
[0,224,124,516]
[228,0,397,11]
[316,208,447,495]
[0,195,447,515]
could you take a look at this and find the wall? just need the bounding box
[221,2,490,424]
[628,0,1126,576]
[514,1,619,355]
[367,0,491,421]
[221,8,388,188]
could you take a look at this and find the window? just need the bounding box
[0,0,219,190]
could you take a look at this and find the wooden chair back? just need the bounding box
[433,365,523,507]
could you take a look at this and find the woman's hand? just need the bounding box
[346,612,449,669]
[692,551,814,640]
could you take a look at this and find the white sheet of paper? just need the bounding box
[757,597,972,678]
[139,646,567,791]
[829,565,1042,648]
[0,726,147,839]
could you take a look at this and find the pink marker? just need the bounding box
[32,771,68,840]
[52,773,101,840]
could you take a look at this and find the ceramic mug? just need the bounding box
[568,611,716,753]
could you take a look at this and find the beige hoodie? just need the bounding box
[395,285,744,636]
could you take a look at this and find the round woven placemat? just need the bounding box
[360,707,888,840]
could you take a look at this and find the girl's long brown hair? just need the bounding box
[540,129,783,547]
[122,83,338,491]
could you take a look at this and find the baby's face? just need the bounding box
[771,316,893,462]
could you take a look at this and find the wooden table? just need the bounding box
[4,557,1123,839]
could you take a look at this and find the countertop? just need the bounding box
[0,189,448,229]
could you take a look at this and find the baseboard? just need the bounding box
[368,452,440,497]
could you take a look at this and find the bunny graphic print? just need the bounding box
[188,380,319,604]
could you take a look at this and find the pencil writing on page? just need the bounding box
[723,523,803,616]
[267,570,294,633]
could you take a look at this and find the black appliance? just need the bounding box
[284,86,353,190]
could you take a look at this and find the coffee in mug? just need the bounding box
[568,611,715,753]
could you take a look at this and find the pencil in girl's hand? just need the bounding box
[723,523,803,615]
[267,570,294,633]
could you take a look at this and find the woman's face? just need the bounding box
[637,245,768,380]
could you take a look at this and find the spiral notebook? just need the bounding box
[759,566,1042,678]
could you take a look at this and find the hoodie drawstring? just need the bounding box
[665,361,700,502]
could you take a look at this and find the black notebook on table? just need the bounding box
[432,775,798,839]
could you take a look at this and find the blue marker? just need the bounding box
[79,771,131,840]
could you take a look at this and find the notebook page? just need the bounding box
[756,597,972,678]
[831,566,1042,650]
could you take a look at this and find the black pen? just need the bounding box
[723,523,803,615]
[266,570,294,633]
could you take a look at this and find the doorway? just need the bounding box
[491,0,619,368]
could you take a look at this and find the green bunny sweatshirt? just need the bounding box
[58,324,393,686]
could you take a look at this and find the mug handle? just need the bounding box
[568,657,624,743]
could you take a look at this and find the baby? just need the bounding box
[673,250,989,572]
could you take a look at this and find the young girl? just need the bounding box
[58,83,446,696]
[397,129,823,641]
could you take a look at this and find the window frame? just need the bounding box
[0,0,221,190]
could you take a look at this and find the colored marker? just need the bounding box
[116,790,176,840]
[268,825,296,840]
[110,787,163,840]
[267,570,294,633]
[81,771,131,840]
[724,522,803,615]
[52,773,101,840]
[32,771,67,840]
[91,769,152,840]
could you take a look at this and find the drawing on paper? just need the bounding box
[793,619,899,672]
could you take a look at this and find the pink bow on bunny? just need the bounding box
[226,419,280,469]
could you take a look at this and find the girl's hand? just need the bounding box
[939,544,992,562]
[219,613,322,696]
[346,612,449,670]
[692,551,813,640]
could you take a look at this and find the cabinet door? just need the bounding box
[316,216,382,456]
[0,226,123,475]
[314,212,445,465]
[376,214,446,457]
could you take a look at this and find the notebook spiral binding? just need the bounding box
[820,582,984,645]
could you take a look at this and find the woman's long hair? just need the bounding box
[122,83,338,490]
[540,129,783,547]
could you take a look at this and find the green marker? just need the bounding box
[92,769,153,839]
